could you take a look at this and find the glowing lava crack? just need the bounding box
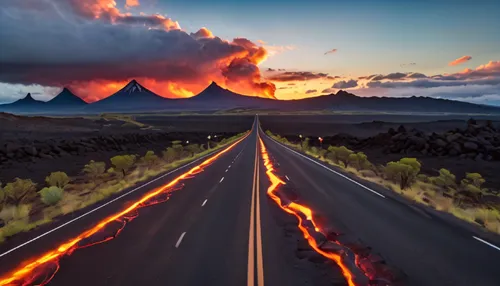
[0,134,248,286]
[259,137,368,286]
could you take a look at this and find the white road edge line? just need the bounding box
[0,146,228,259]
[201,199,208,207]
[473,236,500,251]
[285,175,290,181]
[268,136,386,199]
[219,177,225,183]
[175,232,187,248]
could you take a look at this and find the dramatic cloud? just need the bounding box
[332,79,358,89]
[267,71,332,82]
[125,0,140,9]
[324,48,338,55]
[449,55,472,66]
[322,88,336,94]
[305,89,317,94]
[0,0,276,101]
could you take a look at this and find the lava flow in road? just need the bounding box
[0,133,248,286]
[259,137,362,286]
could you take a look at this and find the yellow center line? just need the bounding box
[247,141,257,286]
[256,133,265,286]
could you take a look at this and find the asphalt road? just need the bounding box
[0,118,340,286]
[1,115,500,286]
[260,125,500,286]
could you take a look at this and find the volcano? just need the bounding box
[186,81,274,109]
[46,88,87,108]
[86,80,172,111]
[0,93,46,113]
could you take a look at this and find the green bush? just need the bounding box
[460,173,486,199]
[185,144,201,157]
[3,178,38,204]
[172,143,184,158]
[384,158,421,189]
[430,168,457,192]
[310,146,319,157]
[83,160,106,180]
[328,146,353,167]
[141,151,159,168]
[39,186,64,205]
[0,182,5,206]
[265,130,273,137]
[301,138,310,151]
[318,149,327,159]
[162,147,176,163]
[348,152,369,170]
[45,171,70,188]
[0,204,31,222]
[110,155,137,176]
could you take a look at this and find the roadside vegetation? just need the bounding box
[0,132,246,243]
[265,130,500,235]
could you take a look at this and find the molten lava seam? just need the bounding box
[0,134,248,286]
[258,137,358,286]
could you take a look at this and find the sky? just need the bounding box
[1,0,500,105]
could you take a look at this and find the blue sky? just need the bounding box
[149,0,500,76]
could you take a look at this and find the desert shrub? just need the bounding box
[141,151,159,168]
[460,173,486,199]
[347,152,369,170]
[110,155,137,176]
[328,146,353,167]
[39,186,64,205]
[45,171,70,188]
[301,138,310,151]
[384,158,421,189]
[185,144,201,157]
[83,160,106,180]
[162,147,176,163]
[0,182,5,207]
[172,143,184,159]
[0,204,31,222]
[417,174,429,183]
[318,149,327,159]
[360,169,377,178]
[265,130,273,137]
[430,168,457,193]
[280,137,290,145]
[310,146,319,157]
[107,167,115,174]
[3,178,38,204]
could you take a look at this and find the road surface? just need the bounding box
[0,116,499,286]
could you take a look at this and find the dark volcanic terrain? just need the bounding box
[0,113,253,185]
[260,115,500,189]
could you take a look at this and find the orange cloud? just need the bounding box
[263,45,296,57]
[125,0,140,8]
[449,55,472,66]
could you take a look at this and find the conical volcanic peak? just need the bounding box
[47,87,87,106]
[122,79,146,94]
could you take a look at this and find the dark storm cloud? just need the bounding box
[0,0,276,99]
[332,79,358,89]
[267,71,332,82]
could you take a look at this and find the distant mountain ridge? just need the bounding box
[1,80,499,114]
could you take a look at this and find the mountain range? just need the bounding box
[1,80,499,114]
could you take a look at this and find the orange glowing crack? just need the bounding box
[258,137,358,286]
[0,133,248,286]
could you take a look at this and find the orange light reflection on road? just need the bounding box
[259,137,357,286]
[0,133,248,286]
